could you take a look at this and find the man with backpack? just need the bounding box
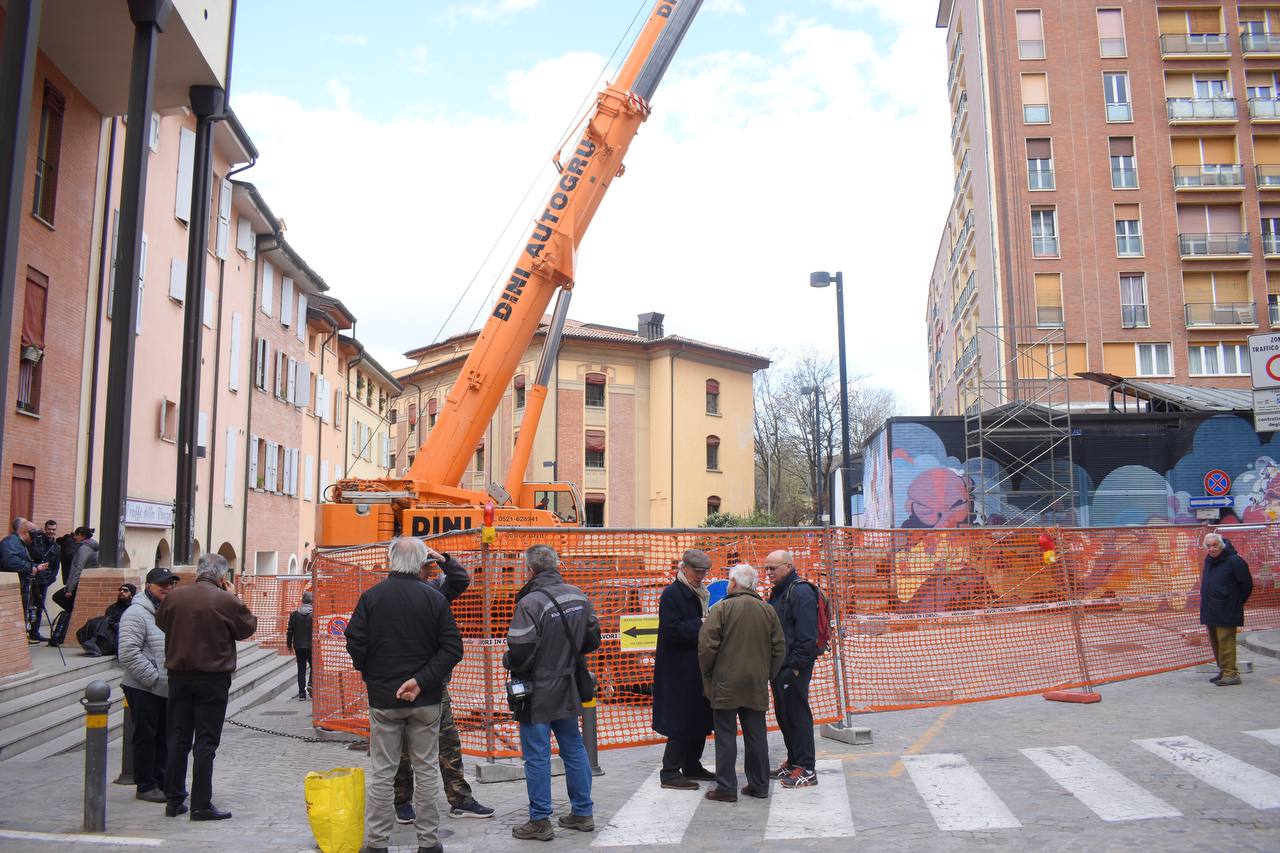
[764,549,823,789]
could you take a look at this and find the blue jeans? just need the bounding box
[519,717,593,821]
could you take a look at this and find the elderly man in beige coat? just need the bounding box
[698,563,785,802]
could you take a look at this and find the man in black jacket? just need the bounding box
[764,549,820,789]
[392,544,495,822]
[346,537,463,853]
[285,592,313,700]
[1200,532,1253,687]
[25,519,58,641]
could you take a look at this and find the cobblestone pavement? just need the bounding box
[1,648,1278,852]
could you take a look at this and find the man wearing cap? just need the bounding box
[118,568,180,803]
[651,549,716,789]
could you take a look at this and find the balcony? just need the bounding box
[1121,304,1149,328]
[950,211,974,269]
[954,150,970,196]
[1249,97,1280,120]
[1242,32,1280,54]
[1184,302,1257,326]
[1173,163,1245,189]
[1167,97,1238,122]
[956,337,978,377]
[947,39,963,90]
[1036,306,1064,328]
[952,271,976,323]
[951,93,968,142]
[1258,164,1280,188]
[16,360,37,413]
[1270,295,1280,325]
[1178,232,1250,257]
[1266,232,1280,255]
[1159,33,1229,57]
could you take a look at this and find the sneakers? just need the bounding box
[512,818,554,841]
[770,762,793,780]
[780,767,818,788]
[449,799,495,819]
[1215,675,1243,686]
[395,802,415,824]
[557,813,594,832]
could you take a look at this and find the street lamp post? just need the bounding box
[810,270,852,526]
[800,384,822,526]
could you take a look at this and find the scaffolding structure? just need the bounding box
[962,324,1076,526]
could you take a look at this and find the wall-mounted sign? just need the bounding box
[124,498,174,529]
[1249,332,1280,390]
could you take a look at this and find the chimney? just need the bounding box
[638,312,665,340]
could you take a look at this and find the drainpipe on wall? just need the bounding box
[82,118,119,525]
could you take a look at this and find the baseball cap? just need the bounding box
[681,549,712,570]
[145,567,179,585]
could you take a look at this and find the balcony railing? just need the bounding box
[1270,296,1280,326]
[1018,39,1045,60]
[1023,103,1050,123]
[957,337,978,376]
[951,93,968,142]
[16,360,37,413]
[1167,97,1238,121]
[1121,304,1149,328]
[1265,232,1280,255]
[1178,232,1250,256]
[1106,102,1133,122]
[1242,32,1280,54]
[1036,306,1064,328]
[950,211,974,268]
[1249,97,1280,119]
[947,39,963,88]
[1112,166,1138,188]
[954,150,970,195]
[1258,164,1280,187]
[1032,234,1059,256]
[1184,301,1257,326]
[1100,37,1127,57]
[952,272,976,323]
[1173,163,1245,188]
[1160,33,1229,55]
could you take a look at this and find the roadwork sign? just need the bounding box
[619,614,659,651]
[1249,332,1280,390]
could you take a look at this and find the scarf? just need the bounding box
[297,603,313,616]
[677,570,710,616]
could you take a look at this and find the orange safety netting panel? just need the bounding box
[302,524,1280,757]
[236,575,312,652]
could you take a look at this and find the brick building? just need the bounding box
[930,1,1280,415]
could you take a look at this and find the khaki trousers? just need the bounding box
[1207,625,1239,679]
[366,704,442,848]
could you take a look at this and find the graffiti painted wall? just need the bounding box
[862,413,1280,528]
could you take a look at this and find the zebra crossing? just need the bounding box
[590,728,1280,847]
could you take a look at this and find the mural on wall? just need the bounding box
[871,414,1280,529]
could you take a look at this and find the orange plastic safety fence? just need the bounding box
[236,575,312,653]
[305,524,1280,757]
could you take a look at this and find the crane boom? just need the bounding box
[409,0,703,495]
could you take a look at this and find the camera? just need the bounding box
[506,677,533,714]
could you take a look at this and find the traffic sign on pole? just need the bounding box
[1249,332,1280,390]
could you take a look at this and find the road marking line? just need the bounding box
[592,767,701,847]
[889,707,957,778]
[1020,745,1181,822]
[764,759,855,840]
[0,829,163,847]
[901,753,1022,831]
[1246,728,1280,748]
[1135,735,1280,810]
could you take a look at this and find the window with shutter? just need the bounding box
[262,261,274,316]
[175,127,195,222]
[287,358,298,404]
[296,292,308,341]
[216,179,232,259]
[136,233,148,335]
[319,461,330,501]
[169,257,186,302]
[248,435,259,490]
[275,351,287,398]
[296,365,311,408]
[203,287,214,328]
[224,429,237,507]
[266,440,279,492]
[281,277,294,327]
[236,218,255,258]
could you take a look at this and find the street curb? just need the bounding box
[1239,632,1280,660]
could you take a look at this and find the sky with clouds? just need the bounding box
[230,0,951,414]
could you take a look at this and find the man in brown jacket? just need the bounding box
[156,554,257,821]
[698,563,785,802]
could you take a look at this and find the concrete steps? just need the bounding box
[0,640,296,762]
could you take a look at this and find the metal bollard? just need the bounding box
[580,699,604,777]
[81,680,111,831]
[113,693,134,786]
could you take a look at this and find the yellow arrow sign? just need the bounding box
[618,613,660,651]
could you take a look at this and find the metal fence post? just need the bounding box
[113,692,133,786]
[81,680,111,831]
[580,698,604,776]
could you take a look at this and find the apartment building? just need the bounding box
[340,335,402,481]
[391,313,768,528]
[930,1,1280,414]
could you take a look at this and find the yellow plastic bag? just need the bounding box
[304,767,365,853]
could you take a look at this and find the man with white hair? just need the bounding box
[698,563,785,802]
[156,553,257,820]
[345,536,463,853]
[1200,532,1253,687]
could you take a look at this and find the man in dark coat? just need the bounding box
[765,548,820,788]
[285,591,313,700]
[652,548,716,790]
[1200,532,1253,687]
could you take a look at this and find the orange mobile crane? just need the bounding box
[318,1,705,547]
